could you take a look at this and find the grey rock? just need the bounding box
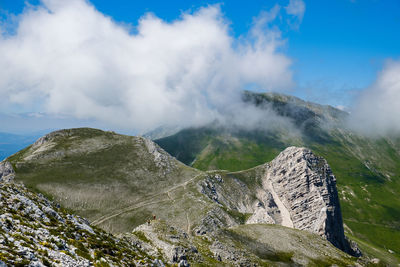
[255,147,360,256]
[42,206,64,222]
[172,246,187,262]
[0,181,152,266]
[28,260,46,267]
[152,259,165,267]
[194,207,238,236]
[67,215,95,234]
[143,137,175,174]
[178,259,190,267]
[0,161,15,182]
[197,146,360,257]
[209,240,251,265]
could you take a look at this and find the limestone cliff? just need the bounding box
[254,147,359,255]
[198,147,361,256]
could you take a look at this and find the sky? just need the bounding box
[0,0,399,135]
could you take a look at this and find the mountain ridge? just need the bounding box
[2,86,400,265]
[6,126,396,264]
[154,91,400,263]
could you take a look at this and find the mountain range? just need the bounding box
[155,91,400,262]
[0,91,399,266]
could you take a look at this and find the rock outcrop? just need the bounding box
[0,161,14,182]
[0,164,155,266]
[256,147,359,256]
[197,146,360,256]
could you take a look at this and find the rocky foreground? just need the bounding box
[0,173,156,266]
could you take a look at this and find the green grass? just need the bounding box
[346,234,400,266]
[7,128,200,233]
[193,140,282,171]
[225,228,295,263]
[6,124,400,264]
[223,224,357,266]
[155,119,400,262]
[345,220,400,258]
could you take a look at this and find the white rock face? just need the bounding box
[246,189,276,225]
[0,161,15,182]
[197,146,358,255]
[250,146,353,254]
[143,137,175,173]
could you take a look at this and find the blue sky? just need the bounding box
[0,0,399,134]
[3,0,398,104]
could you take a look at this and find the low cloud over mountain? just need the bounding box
[348,60,400,136]
[0,0,296,132]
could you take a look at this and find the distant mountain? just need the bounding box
[143,124,183,140]
[2,127,383,265]
[155,91,400,263]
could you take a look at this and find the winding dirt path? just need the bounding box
[91,173,201,226]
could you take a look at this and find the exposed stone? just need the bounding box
[0,161,15,182]
[371,258,380,264]
[255,147,360,256]
[143,137,175,173]
[194,207,238,236]
[0,182,152,266]
[178,259,190,267]
[209,240,251,266]
[197,146,361,257]
[152,259,166,267]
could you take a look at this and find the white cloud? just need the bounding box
[348,60,400,136]
[0,0,294,132]
[335,105,347,111]
[285,0,306,25]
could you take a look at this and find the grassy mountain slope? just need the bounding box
[7,128,201,234]
[129,220,359,266]
[3,127,373,265]
[4,128,384,265]
[155,91,400,263]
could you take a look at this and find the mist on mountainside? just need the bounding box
[347,60,400,137]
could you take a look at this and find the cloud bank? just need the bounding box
[348,60,400,136]
[0,0,295,132]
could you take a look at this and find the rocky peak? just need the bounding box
[255,147,360,256]
[197,146,360,256]
[265,147,340,233]
[142,137,176,171]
